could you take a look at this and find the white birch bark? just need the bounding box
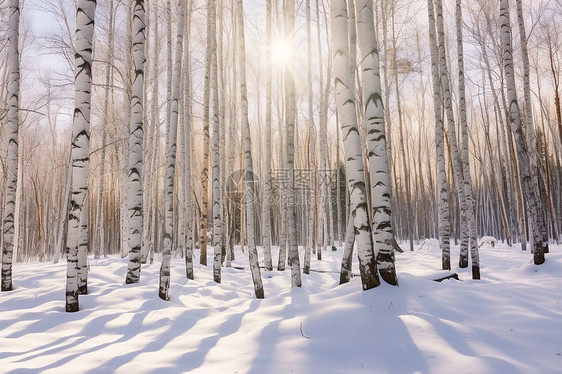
[339,213,355,285]
[120,0,133,260]
[94,0,114,260]
[303,0,316,276]
[427,0,451,270]
[139,0,150,264]
[125,0,146,284]
[210,0,223,284]
[355,0,398,285]
[183,2,194,280]
[237,0,264,298]
[159,0,185,300]
[262,0,274,272]
[1,0,19,292]
[285,0,302,288]
[316,0,328,261]
[515,0,549,251]
[500,0,546,264]
[331,0,380,291]
[66,0,96,311]
[200,0,214,267]
[456,0,480,279]
[515,0,536,154]
[435,0,469,268]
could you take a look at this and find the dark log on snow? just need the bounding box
[433,273,460,282]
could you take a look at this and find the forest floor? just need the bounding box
[1,241,561,373]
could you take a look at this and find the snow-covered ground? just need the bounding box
[1,242,561,373]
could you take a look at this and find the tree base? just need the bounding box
[472,266,481,280]
[66,302,79,312]
[158,290,169,301]
[125,276,140,284]
[380,270,399,286]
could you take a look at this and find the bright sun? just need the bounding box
[271,38,293,67]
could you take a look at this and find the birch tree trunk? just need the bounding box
[435,0,469,268]
[316,0,328,261]
[303,0,316,276]
[339,213,355,285]
[285,0,302,288]
[262,0,274,272]
[183,2,194,280]
[66,0,96,311]
[1,0,19,292]
[95,0,115,260]
[456,0,480,279]
[331,0,380,291]
[427,0,451,271]
[159,0,185,300]
[515,0,548,252]
[237,0,264,298]
[200,0,214,267]
[125,0,146,284]
[355,0,398,285]
[500,0,547,264]
[210,0,224,284]
[120,0,133,260]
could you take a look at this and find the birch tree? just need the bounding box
[125,0,146,284]
[183,1,194,280]
[1,0,19,292]
[210,0,224,284]
[200,0,214,267]
[159,0,185,300]
[500,0,547,264]
[427,0,451,270]
[355,0,398,285]
[303,0,316,275]
[262,0,274,272]
[65,0,96,312]
[237,0,264,298]
[456,0,480,279]
[435,0,469,268]
[285,0,302,288]
[332,0,380,291]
